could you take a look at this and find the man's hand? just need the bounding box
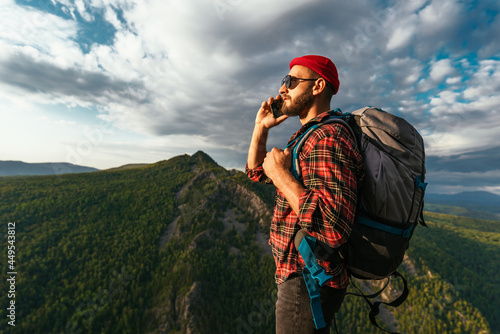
[255,96,289,129]
[247,96,289,171]
[263,147,305,215]
[262,147,293,182]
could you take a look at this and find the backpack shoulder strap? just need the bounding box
[288,115,356,180]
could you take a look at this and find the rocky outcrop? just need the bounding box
[151,154,274,333]
[146,282,202,334]
[215,180,271,223]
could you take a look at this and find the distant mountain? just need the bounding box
[0,160,98,176]
[425,191,500,216]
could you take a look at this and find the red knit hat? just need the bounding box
[289,55,340,94]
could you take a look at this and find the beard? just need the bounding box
[281,89,314,117]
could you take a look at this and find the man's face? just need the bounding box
[279,65,316,117]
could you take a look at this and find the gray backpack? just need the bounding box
[345,106,427,279]
[291,107,427,333]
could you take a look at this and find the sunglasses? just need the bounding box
[281,75,318,89]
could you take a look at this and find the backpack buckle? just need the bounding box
[298,236,333,286]
[310,264,333,286]
[415,175,428,191]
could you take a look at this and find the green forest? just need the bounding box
[0,151,498,333]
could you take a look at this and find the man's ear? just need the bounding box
[312,78,327,96]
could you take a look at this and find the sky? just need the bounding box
[0,0,499,195]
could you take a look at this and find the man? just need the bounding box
[246,55,364,333]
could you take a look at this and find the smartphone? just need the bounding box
[270,99,283,118]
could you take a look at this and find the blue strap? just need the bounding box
[356,216,415,239]
[286,113,351,181]
[285,124,321,180]
[284,122,323,150]
[298,236,333,329]
[302,268,326,329]
[299,236,333,286]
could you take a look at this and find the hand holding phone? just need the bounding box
[270,98,283,118]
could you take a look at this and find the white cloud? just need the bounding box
[427,184,500,196]
[427,169,500,195]
[418,0,462,36]
[104,5,122,30]
[74,0,93,22]
[430,90,459,106]
[446,76,461,84]
[389,57,424,85]
[421,57,500,158]
[0,0,78,56]
[463,59,500,99]
[424,119,500,157]
[416,58,457,92]
[430,58,455,82]
[386,22,417,51]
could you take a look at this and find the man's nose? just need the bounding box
[279,83,287,95]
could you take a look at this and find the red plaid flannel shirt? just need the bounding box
[246,110,364,289]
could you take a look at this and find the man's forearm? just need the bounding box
[272,169,305,215]
[247,124,269,169]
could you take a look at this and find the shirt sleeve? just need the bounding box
[245,163,273,184]
[296,124,360,249]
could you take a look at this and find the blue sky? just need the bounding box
[0,0,499,195]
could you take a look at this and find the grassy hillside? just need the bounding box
[424,203,500,221]
[0,151,276,333]
[0,152,498,333]
[399,212,499,333]
[334,211,498,334]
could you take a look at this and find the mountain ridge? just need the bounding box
[425,191,500,217]
[0,160,98,176]
[426,190,500,205]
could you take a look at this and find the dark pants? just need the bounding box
[276,275,346,334]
